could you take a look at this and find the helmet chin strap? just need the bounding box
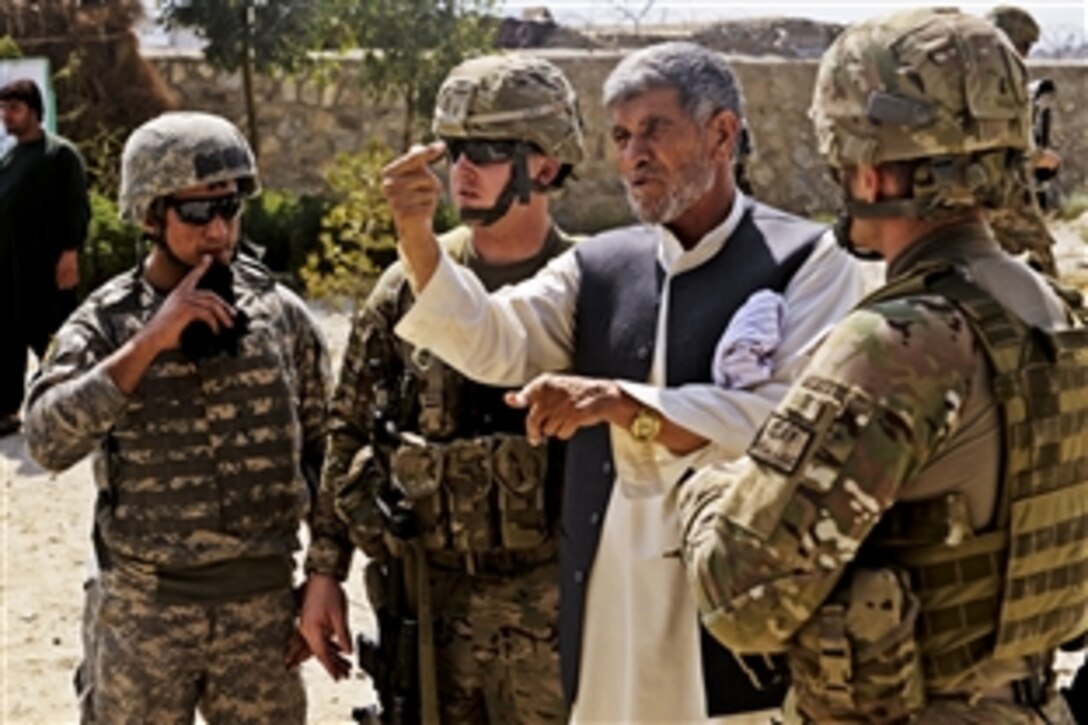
[833,173,937,260]
[832,213,883,261]
[835,196,936,260]
[157,236,196,272]
[457,144,536,228]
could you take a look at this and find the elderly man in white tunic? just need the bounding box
[381,42,863,723]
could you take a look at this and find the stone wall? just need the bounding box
[149,49,1088,233]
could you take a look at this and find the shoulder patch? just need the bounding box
[749,413,814,476]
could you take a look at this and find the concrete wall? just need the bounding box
[149,49,1088,233]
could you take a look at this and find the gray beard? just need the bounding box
[625,157,716,225]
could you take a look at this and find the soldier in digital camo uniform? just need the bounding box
[678,9,1086,723]
[299,55,583,723]
[984,5,1062,276]
[23,111,335,724]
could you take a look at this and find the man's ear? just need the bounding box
[142,214,164,240]
[707,109,740,162]
[533,156,561,187]
[854,164,883,203]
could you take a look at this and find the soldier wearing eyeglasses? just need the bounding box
[298,55,582,723]
[23,111,335,724]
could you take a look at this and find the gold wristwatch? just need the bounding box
[629,407,662,443]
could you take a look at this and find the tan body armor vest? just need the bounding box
[97,262,308,567]
[384,226,574,558]
[862,265,1088,687]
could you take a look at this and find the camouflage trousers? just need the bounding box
[368,555,565,724]
[76,578,305,725]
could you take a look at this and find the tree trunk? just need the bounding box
[400,86,416,153]
[241,3,260,158]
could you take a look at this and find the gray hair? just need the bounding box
[602,42,745,124]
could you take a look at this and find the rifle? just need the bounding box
[352,490,421,724]
[352,410,439,725]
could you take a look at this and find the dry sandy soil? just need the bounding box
[3,215,1087,723]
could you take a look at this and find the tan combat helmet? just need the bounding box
[119,111,259,224]
[434,54,584,166]
[810,8,1032,221]
[986,5,1041,55]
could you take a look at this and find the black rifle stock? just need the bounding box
[352,490,423,724]
[352,404,424,725]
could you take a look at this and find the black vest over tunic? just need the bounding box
[563,199,823,714]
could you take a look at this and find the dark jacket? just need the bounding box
[0,131,90,333]
[562,199,822,715]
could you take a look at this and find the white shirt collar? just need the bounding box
[656,191,748,276]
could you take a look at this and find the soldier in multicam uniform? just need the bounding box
[298,55,583,723]
[985,5,1062,276]
[679,9,1086,724]
[23,111,336,724]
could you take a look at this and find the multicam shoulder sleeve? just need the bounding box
[679,295,979,653]
[305,264,408,575]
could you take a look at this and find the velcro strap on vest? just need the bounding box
[817,604,854,711]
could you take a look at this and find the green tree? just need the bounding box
[0,34,21,59]
[333,0,496,150]
[159,0,335,157]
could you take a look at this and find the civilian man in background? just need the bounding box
[0,78,89,436]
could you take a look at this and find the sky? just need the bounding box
[500,1,1088,47]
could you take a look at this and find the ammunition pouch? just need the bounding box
[390,434,448,550]
[389,433,551,556]
[788,568,926,723]
[446,437,495,552]
[494,435,550,550]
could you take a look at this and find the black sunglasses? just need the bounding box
[165,194,243,226]
[444,138,521,166]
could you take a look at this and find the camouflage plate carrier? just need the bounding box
[792,10,1088,719]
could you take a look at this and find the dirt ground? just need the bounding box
[3,215,1087,723]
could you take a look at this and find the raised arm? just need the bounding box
[25,257,235,470]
